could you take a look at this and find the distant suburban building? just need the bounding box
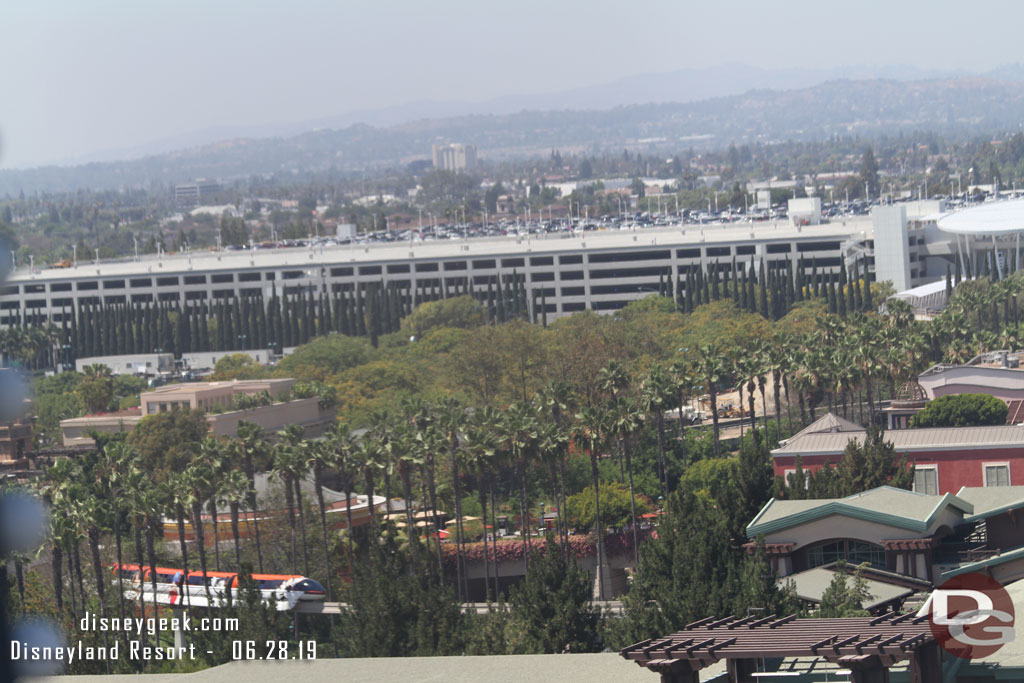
[174,179,222,206]
[75,353,175,376]
[431,143,477,172]
[179,349,274,372]
[787,197,821,226]
[772,412,1024,494]
[60,378,335,447]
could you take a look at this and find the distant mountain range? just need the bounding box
[4,63,1024,195]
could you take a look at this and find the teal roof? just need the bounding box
[939,545,1024,582]
[956,485,1024,523]
[784,567,914,611]
[747,487,973,537]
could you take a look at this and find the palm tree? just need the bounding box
[328,423,359,555]
[669,359,696,463]
[696,345,725,457]
[271,438,300,573]
[437,397,469,599]
[464,414,499,601]
[184,462,215,606]
[198,437,226,571]
[574,404,608,599]
[639,365,673,503]
[168,472,195,608]
[218,469,250,573]
[538,379,575,553]
[123,469,150,641]
[98,441,134,622]
[306,439,340,601]
[274,424,310,575]
[597,360,630,477]
[503,402,539,572]
[609,395,643,564]
[235,421,267,572]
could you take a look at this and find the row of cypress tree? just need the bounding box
[16,258,875,366]
[667,256,874,319]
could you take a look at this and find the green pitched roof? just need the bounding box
[747,487,973,537]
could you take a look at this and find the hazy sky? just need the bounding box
[4,0,1024,169]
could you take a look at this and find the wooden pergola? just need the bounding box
[620,612,942,683]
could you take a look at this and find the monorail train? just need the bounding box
[112,563,326,611]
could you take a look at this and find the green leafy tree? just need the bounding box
[400,295,486,340]
[910,393,1008,428]
[210,353,268,381]
[126,408,208,479]
[566,481,650,531]
[506,537,601,654]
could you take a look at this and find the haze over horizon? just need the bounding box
[5,0,1024,170]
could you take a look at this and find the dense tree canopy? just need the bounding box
[909,393,1008,428]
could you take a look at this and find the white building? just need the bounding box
[75,353,175,376]
[432,143,477,172]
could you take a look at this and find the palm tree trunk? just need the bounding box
[293,476,310,576]
[709,389,721,458]
[88,526,105,607]
[208,498,221,572]
[450,444,466,601]
[783,375,795,435]
[283,473,297,572]
[655,413,667,503]
[590,442,605,600]
[73,540,86,604]
[400,463,417,565]
[230,502,241,570]
[489,480,500,600]
[479,482,491,602]
[426,457,443,579]
[623,436,640,566]
[313,466,334,601]
[175,505,192,608]
[773,375,782,441]
[558,452,570,554]
[67,548,78,619]
[738,382,746,439]
[759,381,769,434]
[87,526,111,676]
[518,455,529,573]
[191,501,213,606]
[747,383,757,434]
[51,545,64,616]
[244,455,264,573]
[132,526,146,626]
[114,515,126,622]
[865,374,875,426]
[677,389,686,440]
[145,523,159,623]
[344,477,356,565]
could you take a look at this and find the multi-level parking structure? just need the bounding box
[0,219,875,326]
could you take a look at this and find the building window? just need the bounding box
[913,466,938,495]
[985,463,1010,487]
[807,540,886,570]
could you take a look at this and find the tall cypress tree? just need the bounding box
[843,267,854,314]
[758,260,769,319]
